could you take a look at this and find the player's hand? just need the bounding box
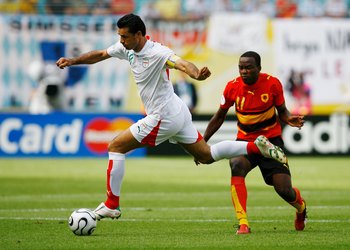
[288,115,305,129]
[56,57,73,69]
[196,67,211,81]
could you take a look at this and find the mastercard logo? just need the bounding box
[83,117,134,154]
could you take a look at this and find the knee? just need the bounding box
[274,185,294,200]
[108,139,121,152]
[190,143,214,164]
[230,157,249,176]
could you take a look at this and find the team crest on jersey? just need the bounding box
[142,58,149,68]
[261,94,269,103]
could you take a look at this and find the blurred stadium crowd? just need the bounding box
[0,0,349,18]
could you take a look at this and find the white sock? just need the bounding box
[108,152,125,196]
[210,141,248,161]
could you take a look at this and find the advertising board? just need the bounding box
[0,113,146,157]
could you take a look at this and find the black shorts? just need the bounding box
[244,136,291,185]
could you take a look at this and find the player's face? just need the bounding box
[118,28,142,51]
[238,57,261,85]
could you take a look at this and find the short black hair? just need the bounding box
[117,13,146,36]
[240,51,261,67]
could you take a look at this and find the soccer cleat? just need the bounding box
[236,224,251,235]
[295,199,307,231]
[94,202,121,220]
[254,135,287,164]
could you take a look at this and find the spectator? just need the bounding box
[286,69,312,115]
[256,0,276,17]
[69,0,90,15]
[0,0,20,13]
[275,0,298,18]
[154,0,181,19]
[240,0,257,13]
[294,72,311,115]
[211,0,235,13]
[90,0,111,15]
[45,0,71,15]
[183,0,209,18]
[18,0,38,14]
[138,1,161,19]
[287,69,298,95]
[324,0,348,18]
[298,0,325,18]
[28,61,65,114]
[110,0,135,15]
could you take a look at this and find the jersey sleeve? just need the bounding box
[106,42,128,60]
[146,42,175,70]
[220,80,236,109]
[166,55,180,69]
[273,78,285,106]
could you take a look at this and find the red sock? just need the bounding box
[104,159,120,209]
[231,176,247,211]
[105,194,120,209]
[246,141,260,155]
[289,187,305,213]
[231,176,249,225]
[293,188,302,203]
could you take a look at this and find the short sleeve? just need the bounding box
[220,81,236,109]
[273,78,285,106]
[106,42,127,60]
[166,54,180,69]
[157,44,175,68]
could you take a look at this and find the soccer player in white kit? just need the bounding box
[56,14,287,220]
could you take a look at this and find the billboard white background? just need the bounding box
[273,19,350,106]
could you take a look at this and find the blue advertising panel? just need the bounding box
[0,113,146,157]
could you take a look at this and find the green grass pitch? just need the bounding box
[1,156,350,249]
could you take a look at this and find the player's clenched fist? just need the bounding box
[197,67,211,81]
[56,57,73,69]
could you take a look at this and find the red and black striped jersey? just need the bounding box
[220,73,285,141]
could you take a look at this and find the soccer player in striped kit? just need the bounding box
[56,14,287,221]
[202,51,307,234]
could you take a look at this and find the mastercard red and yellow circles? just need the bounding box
[83,117,134,154]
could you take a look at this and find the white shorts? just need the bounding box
[130,103,202,146]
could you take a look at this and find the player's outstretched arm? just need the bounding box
[56,49,111,69]
[203,107,228,142]
[172,57,211,81]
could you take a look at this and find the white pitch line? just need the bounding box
[1,205,350,213]
[0,217,349,223]
[2,190,345,200]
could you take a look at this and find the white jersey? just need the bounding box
[107,40,182,119]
